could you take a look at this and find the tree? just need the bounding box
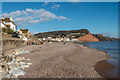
[2,28,14,34]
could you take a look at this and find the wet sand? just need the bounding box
[80,44,119,78]
[8,42,109,78]
[94,60,117,78]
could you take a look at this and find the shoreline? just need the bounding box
[94,60,118,78]
[77,42,118,78]
[1,42,115,78]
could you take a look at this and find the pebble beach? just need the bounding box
[1,42,110,79]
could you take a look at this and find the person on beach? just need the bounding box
[29,42,31,45]
[63,42,66,45]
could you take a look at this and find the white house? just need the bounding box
[0,16,17,31]
[71,39,79,42]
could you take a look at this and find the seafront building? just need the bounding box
[17,28,31,41]
[0,16,40,44]
[0,16,17,31]
[39,37,79,42]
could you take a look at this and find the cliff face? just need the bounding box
[77,33,99,42]
[92,34,118,41]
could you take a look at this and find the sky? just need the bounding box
[1,0,120,2]
[1,2,119,38]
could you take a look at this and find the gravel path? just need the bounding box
[18,42,108,78]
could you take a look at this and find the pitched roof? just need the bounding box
[1,22,11,29]
[20,29,29,33]
[0,17,17,28]
[5,24,10,28]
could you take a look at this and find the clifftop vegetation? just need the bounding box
[34,29,89,38]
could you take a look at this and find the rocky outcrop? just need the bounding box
[93,34,119,41]
[77,32,99,42]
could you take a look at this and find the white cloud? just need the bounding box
[58,16,67,19]
[51,4,61,9]
[67,0,81,2]
[42,2,48,6]
[2,8,69,26]
[3,10,21,18]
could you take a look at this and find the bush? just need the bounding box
[2,28,14,34]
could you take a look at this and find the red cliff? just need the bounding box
[77,33,99,42]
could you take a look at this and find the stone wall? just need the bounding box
[77,33,99,42]
[1,39,27,52]
[0,33,27,53]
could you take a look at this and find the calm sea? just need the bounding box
[80,41,119,77]
[80,41,119,60]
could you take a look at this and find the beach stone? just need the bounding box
[21,65,29,69]
[8,63,16,70]
[1,61,8,71]
[0,55,3,58]
[1,54,5,60]
[28,62,32,65]
[9,68,26,77]
[0,58,5,63]
[2,74,9,78]
[5,54,15,63]
[15,62,20,68]
[16,56,25,62]
[19,62,26,65]
[3,50,15,56]
[26,58,30,61]
[5,56,13,63]
[15,51,20,55]
[0,66,3,72]
[0,48,32,79]
[0,73,2,80]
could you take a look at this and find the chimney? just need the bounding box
[10,16,13,21]
[2,16,4,19]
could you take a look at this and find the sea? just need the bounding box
[80,41,119,77]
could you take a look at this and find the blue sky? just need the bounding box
[1,0,120,2]
[1,2,119,38]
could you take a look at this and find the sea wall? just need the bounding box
[1,39,27,52]
[0,33,27,53]
[77,33,99,42]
